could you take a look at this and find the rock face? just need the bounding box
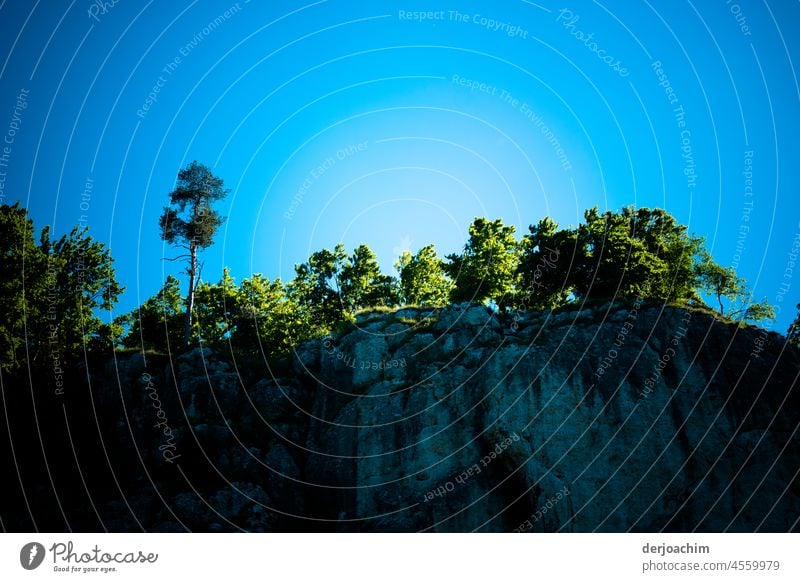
[6,303,799,532]
[281,303,798,532]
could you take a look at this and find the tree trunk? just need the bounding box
[184,245,197,346]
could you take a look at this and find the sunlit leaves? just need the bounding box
[396,244,451,306]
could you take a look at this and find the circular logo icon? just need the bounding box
[20,542,45,570]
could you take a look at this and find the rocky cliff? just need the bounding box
[4,302,799,532]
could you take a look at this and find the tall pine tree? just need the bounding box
[159,161,228,345]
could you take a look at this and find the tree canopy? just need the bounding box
[0,203,123,372]
[340,244,399,312]
[788,304,800,348]
[0,201,786,373]
[120,275,183,353]
[159,161,228,345]
[133,206,778,354]
[444,218,518,306]
[396,244,451,306]
[517,216,575,309]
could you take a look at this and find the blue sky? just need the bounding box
[1,0,798,329]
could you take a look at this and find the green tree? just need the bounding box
[631,207,702,302]
[732,298,776,324]
[159,161,228,345]
[788,304,800,348]
[87,318,127,354]
[289,244,349,334]
[340,244,398,311]
[396,244,451,306]
[122,275,184,352]
[41,224,125,356]
[232,275,306,356]
[694,251,746,315]
[0,203,49,370]
[444,218,519,307]
[289,243,399,333]
[0,203,123,371]
[573,207,702,301]
[517,217,575,309]
[193,268,237,346]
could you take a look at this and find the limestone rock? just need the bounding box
[45,303,800,532]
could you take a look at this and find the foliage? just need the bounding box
[122,270,311,358]
[128,206,778,354]
[4,200,786,371]
[694,252,741,314]
[733,299,776,324]
[572,207,702,301]
[340,244,399,311]
[231,274,307,356]
[693,250,747,316]
[444,218,519,307]
[193,268,237,346]
[396,244,452,306]
[42,225,124,356]
[513,207,777,323]
[0,203,123,371]
[289,243,349,335]
[121,275,184,352]
[159,161,228,251]
[159,161,228,345]
[0,203,47,370]
[516,207,714,309]
[517,216,575,309]
[289,243,399,335]
[788,304,800,348]
[691,250,774,324]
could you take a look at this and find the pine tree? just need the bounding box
[159,161,228,345]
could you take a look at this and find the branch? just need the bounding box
[163,255,192,262]
[196,261,205,284]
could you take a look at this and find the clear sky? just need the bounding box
[1,0,798,330]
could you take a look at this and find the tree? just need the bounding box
[517,217,575,309]
[692,249,775,323]
[289,244,349,335]
[0,203,123,372]
[572,207,702,302]
[232,274,306,356]
[0,203,49,370]
[444,218,519,307]
[733,299,776,324]
[159,161,228,346]
[629,207,701,302]
[340,244,398,311]
[694,251,746,315]
[788,304,800,348]
[193,268,237,346]
[42,224,125,356]
[121,275,184,352]
[87,318,127,354]
[289,243,399,334]
[396,244,451,306]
